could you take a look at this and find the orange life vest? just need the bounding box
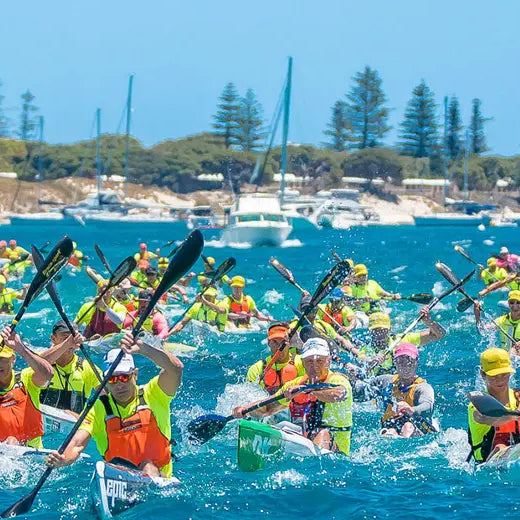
[322,305,345,326]
[68,256,79,267]
[229,296,251,326]
[0,372,44,444]
[381,375,426,423]
[101,388,171,470]
[262,359,298,395]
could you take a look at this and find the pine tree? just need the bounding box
[235,88,264,152]
[323,100,351,151]
[344,66,390,149]
[0,79,9,138]
[447,96,463,159]
[212,82,240,149]
[469,98,490,154]
[398,81,438,158]
[18,89,38,140]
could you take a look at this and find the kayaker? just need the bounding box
[202,256,231,287]
[113,279,137,312]
[352,309,446,375]
[2,253,31,281]
[142,266,159,290]
[134,242,158,263]
[246,322,305,395]
[68,241,86,271]
[0,325,53,448]
[351,342,437,438]
[0,275,28,314]
[39,321,101,414]
[474,290,520,352]
[233,337,353,455]
[223,276,271,328]
[496,246,519,273]
[168,287,227,335]
[123,289,170,339]
[316,288,356,334]
[7,240,29,259]
[342,264,401,314]
[478,258,508,286]
[130,259,149,287]
[46,332,183,478]
[74,280,127,339]
[0,240,12,259]
[467,347,520,463]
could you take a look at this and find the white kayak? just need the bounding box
[0,442,89,460]
[89,460,180,519]
[479,443,520,470]
[41,404,77,436]
[237,419,332,472]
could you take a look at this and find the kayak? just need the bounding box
[0,442,89,460]
[479,443,520,470]
[89,460,180,519]
[237,419,332,472]
[41,404,77,436]
[163,342,198,355]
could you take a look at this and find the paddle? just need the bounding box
[467,391,520,418]
[32,246,103,384]
[367,269,474,373]
[330,249,343,263]
[187,383,340,445]
[261,260,352,379]
[1,237,73,342]
[0,230,204,518]
[94,243,112,274]
[436,262,517,344]
[343,293,433,305]
[167,257,236,334]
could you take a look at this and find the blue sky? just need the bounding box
[2,0,519,155]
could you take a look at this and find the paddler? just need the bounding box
[39,321,101,413]
[478,257,507,286]
[246,322,305,395]
[74,279,127,339]
[467,348,520,463]
[233,337,353,454]
[168,286,227,334]
[342,264,401,314]
[349,309,446,375]
[1,253,31,282]
[223,276,271,328]
[317,288,356,334]
[68,241,86,271]
[123,289,170,339]
[46,332,183,477]
[0,326,54,448]
[201,256,231,287]
[134,242,159,263]
[0,275,28,314]
[8,240,29,259]
[142,266,159,290]
[496,246,519,274]
[130,259,149,287]
[474,290,520,352]
[352,342,437,438]
[0,240,12,259]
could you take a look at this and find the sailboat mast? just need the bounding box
[37,116,44,210]
[124,74,134,200]
[442,96,448,207]
[279,56,292,208]
[96,108,102,206]
[463,129,469,202]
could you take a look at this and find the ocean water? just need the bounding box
[0,221,519,519]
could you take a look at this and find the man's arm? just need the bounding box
[39,333,83,365]
[418,307,446,346]
[46,429,91,468]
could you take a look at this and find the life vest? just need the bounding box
[0,289,15,314]
[468,389,520,463]
[381,375,426,424]
[40,357,86,413]
[262,359,298,395]
[321,305,345,326]
[347,281,381,313]
[0,372,44,444]
[195,304,226,332]
[68,256,79,267]
[101,388,171,470]
[229,296,251,326]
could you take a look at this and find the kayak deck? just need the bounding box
[41,404,77,436]
[237,420,331,472]
[90,461,180,519]
[480,443,520,470]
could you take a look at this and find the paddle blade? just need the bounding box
[311,261,352,306]
[209,257,236,285]
[330,249,343,263]
[94,244,112,273]
[466,391,519,418]
[0,487,38,517]
[269,257,296,284]
[187,414,229,445]
[134,229,203,335]
[406,293,434,305]
[435,262,460,286]
[456,297,473,312]
[454,244,474,263]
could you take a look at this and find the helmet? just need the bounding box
[9,240,16,248]
[330,288,344,301]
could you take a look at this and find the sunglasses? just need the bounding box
[107,373,133,384]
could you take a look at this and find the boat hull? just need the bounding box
[237,420,330,472]
[89,461,180,519]
[221,223,292,247]
[41,404,77,436]
[414,214,491,226]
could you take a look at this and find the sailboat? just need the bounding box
[220,58,294,247]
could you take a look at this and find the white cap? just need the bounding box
[103,349,135,375]
[500,246,509,254]
[300,337,330,359]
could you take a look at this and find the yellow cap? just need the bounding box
[197,275,209,285]
[0,347,15,358]
[206,257,216,266]
[205,287,217,298]
[508,290,520,302]
[480,347,515,376]
[230,275,245,288]
[487,257,497,267]
[369,312,391,330]
[158,257,169,266]
[97,279,108,289]
[354,264,368,276]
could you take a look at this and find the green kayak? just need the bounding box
[237,420,332,472]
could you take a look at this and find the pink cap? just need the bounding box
[9,240,16,247]
[0,241,7,248]
[140,242,147,249]
[394,342,419,359]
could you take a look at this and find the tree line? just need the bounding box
[0,80,40,140]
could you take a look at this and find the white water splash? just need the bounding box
[389,265,407,274]
[432,281,446,296]
[215,382,268,416]
[280,239,302,248]
[262,289,284,304]
[483,239,494,246]
[266,470,308,488]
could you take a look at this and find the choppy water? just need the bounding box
[0,221,519,519]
